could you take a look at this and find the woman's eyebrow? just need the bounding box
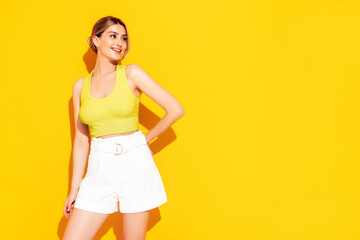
[108,31,127,36]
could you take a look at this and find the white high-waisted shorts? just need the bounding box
[74,130,167,214]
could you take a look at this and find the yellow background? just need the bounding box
[1,0,360,239]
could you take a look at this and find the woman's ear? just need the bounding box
[93,36,100,48]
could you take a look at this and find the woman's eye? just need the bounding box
[109,35,126,41]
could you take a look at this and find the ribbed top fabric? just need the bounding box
[79,63,140,137]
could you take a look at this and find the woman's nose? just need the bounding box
[116,38,122,46]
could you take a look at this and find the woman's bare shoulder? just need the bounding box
[125,63,145,74]
[125,63,137,74]
[124,64,148,83]
[72,77,86,95]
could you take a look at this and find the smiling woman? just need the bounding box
[62,16,185,240]
[87,18,131,62]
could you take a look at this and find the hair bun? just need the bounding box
[87,36,92,46]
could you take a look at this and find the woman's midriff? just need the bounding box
[96,130,139,139]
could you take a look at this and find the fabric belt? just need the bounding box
[90,135,147,155]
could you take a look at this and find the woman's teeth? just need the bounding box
[112,48,121,53]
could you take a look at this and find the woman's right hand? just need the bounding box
[63,190,78,219]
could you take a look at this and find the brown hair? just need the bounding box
[87,16,130,63]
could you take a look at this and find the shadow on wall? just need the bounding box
[57,51,177,239]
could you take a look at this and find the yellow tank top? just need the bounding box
[79,63,140,137]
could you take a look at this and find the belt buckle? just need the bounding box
[115,143,123,155]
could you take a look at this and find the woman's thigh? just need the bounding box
[121,210,150,240]
[62,208,110,240]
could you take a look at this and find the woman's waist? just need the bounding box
[90,130,147,155]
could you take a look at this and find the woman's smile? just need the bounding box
[111,47,122,54]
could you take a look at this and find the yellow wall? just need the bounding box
[1,0,360,239]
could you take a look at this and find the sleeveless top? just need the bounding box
[79,63,140,137]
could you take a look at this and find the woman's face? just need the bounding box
[94,24,128,60]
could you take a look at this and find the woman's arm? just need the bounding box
[127,64,185,144]
[70,78,90,193]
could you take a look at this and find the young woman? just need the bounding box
[62,16,185,240]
